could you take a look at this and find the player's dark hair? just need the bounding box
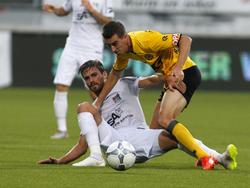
[78,60,105,78]
[102,21,126,39]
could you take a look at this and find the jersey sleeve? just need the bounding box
[62,0,72,12]
[120,77,140,96]
[150,32,181,52]
[112,55,129,71]
[102,0,115,18]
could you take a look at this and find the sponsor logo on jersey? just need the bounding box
[107,112,121,126]
[172,33,180,46]
[144,54,154,60]
[76,10,88,20]
[162,35,168,41]
[107,108,123,127]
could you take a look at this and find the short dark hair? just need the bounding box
[102,21,126,39]
[78,60,105,78]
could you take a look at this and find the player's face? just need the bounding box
[104,34,129,55]
[82,67,106,94]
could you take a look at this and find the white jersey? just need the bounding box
[100,77,148,130]
[63,0,114,53]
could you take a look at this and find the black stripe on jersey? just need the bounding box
[151,57,163,72]
[177,34,182,47]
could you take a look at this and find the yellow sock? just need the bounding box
[172,123,208,159]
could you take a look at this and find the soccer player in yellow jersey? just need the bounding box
[93,21,224,170]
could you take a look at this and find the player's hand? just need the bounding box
[165,76,186,94]
[38,157,59,164]
[165,75,177,92]
[172,68,184,84]
[175,80,186,94]
[42,4,56,13]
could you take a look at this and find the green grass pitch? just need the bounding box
[0,88,250,188]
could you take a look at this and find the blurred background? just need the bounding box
[0,0,250,90]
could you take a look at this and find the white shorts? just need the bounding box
[53,43,103,86]
[98,120,166,163]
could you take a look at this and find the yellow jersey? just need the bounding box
[113,30,196,75]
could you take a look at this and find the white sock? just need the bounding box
[98,119,112,146]
[54,91,68,132]
[78,112,102,160]
[178,139,223,162]
[195,139,223,162]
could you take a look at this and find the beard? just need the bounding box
[89,82,104,95]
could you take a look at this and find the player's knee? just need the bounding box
[56,84,69,92]
[158,114,173,128]
[77,102,94,113]
[158,113,180,134]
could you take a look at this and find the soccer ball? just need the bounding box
[106,140,136,171]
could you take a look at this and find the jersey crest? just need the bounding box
[112,93,122,103]
[162,35,168,41]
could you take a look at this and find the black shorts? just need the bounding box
[158,66,201,106]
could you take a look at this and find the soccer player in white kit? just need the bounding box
[38,60,238,170]
[42,0,114,139]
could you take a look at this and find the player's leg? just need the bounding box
[159,89,207,156]
[159,90,214,163]
[178,138,221,159]
[178,139,238,169]
[157,130,237,170]
[159,67,217,169]
[51,47,78,139]
[51,84,69,139]
[195,141,238,170]
[159,66,206,159]
[123,128,176,163]
[150,87,183,129]
[158,131,178,151]
[72,102,105,167]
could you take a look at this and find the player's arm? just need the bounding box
[38,136,87,164]
[172,35,192,81]
[82,0,112,24]
[138,75,165,89]
[94,69,123,109]
[138,74,186,94]
[42,4,69,16]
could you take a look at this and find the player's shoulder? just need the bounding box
[118,77,139,88]
[118,77,140,94]
[119,76,138,83]
[129,30,161,38]
[129,30,165,47]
